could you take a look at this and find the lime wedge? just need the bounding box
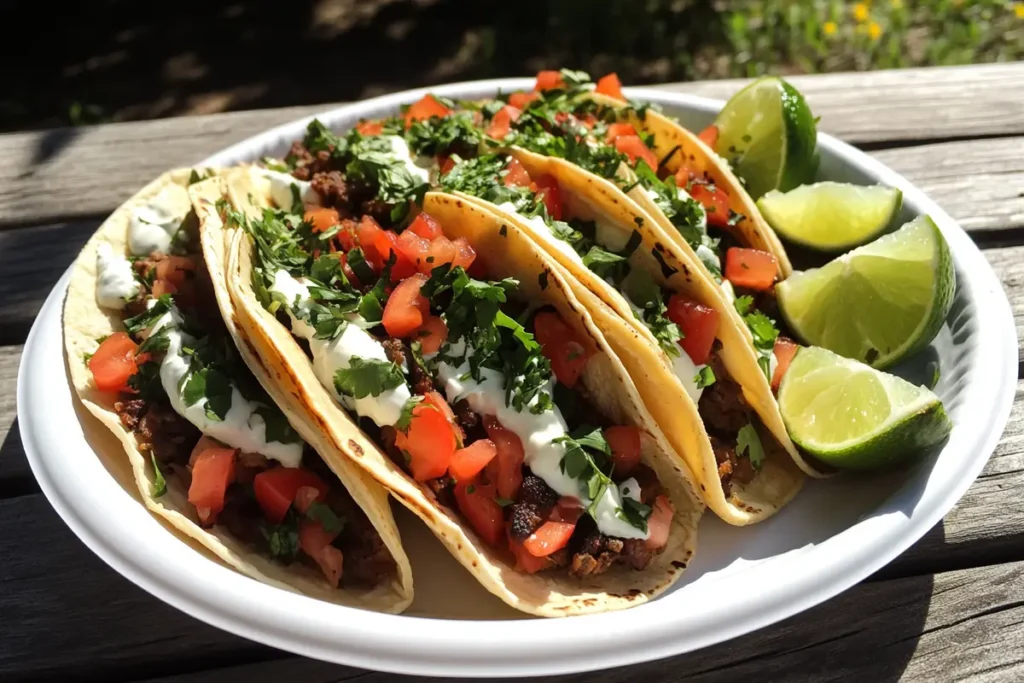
[757,182,903,252]
[777,346,951,470]
[776,215,954,369]
[712,76,818,199]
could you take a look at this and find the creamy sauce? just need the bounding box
[593,218,632,252]
[431,338,647,540]
[494,202,583,264]
[258,169,319,210]
[696,244,721,272]
[128,188,185,256]
[144,301,303,466]
[269,270,411,426]
[95,243,140,309]
[383,135,432,183]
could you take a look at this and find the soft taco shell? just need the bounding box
[223,167,703,616]
[63,168,412,612]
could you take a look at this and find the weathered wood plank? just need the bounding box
[981,245,1024,365]
[0,346,25,492]
[0,63,1020,227]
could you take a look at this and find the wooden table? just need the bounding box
[3,63,1024,683]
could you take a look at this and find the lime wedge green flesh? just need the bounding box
[757,181,903,252]
[776,215,955,369]
[778,346,951,470]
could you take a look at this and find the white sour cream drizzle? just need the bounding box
[128,187,185,256]
[383,135,432,183]
[494,202,583,265]
[144,301,303,467]
[95,243,140,310]
[269,270,411,427]
[258,169,320,210]
[431,338,647,540]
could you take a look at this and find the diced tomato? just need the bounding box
[356,120,384,136]
[689,182,731,228]
[156,255,195,288]
[299,519,344,587]
[508,91,539,110]
[613,135,658,169]
[604,426,643,477]
[382,272,428,338]
[595,72,626,101]
[404,94,452,128]
[673,164,698,186]
[453,478,504,547]
[449,439,498,481]
[483,416,525,500]
[396,229,431,272]
[422,390,463,442]
[415,315,448,355]
[532,311,594,388]
[533,174,563,221]
[396,400,458,481]
[292,485,322,515]
[772,337,799,392]
[503,157,532,187]
[336,219,359,251]
[423,236,457,273]
[374,230,418,282]
[304,206,341,233]
[188,444,237,524]
[451,237,476,271]
[604,121,638,143]
[486,105,521,139]
[509,533,551,574]
[665,296,720,365]
[724,248,778,291]
[646,495,674,550]
[534,70,564,91]
[438,155,456,175]
[698,124,719,149]
[524,520,576,557]
[151,279,177,298]
[356,216,386,266]
[551,496,585,523]
[407,212,443,241]
[88,332,142,393]
[252,467,330,524]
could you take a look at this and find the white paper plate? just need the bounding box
[20,80,1017,677]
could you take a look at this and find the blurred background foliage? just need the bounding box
[2,0,1022,133]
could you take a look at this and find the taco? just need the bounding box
[63,168,413,610]
[219,164,703,616]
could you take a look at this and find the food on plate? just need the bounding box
[217,163,704,616]
[63,169,413,610]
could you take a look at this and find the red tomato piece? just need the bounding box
[424,236,457,273]
[422,390,463,442]
[772,337,799,392]
[188,444,237,524]
[407,212,443,241]
[373,230,418,282]
[156,255,195,288]
[486,105,521,139]
[449,439,498,481]
[453,478,505,547]
[524,520,577,557]
[356,120,384,136]
[646,495,674,550]
[698,124,719,149]
[533,174,564,221]
[89,332,142,393]
[382,273,428,338]
[614,135,658,169]
[604,121,637,143]
[482,416,525,500]
[404,94,452,128]
[451,237,476,271]
[509,533,551,574]
[304,206,341,233]
[604,426,643,477]
[396,229,431,273]
[415,315,448,355]
[356,216,386,266]
[689,182,731,228]
[298,519,344,587]
[534,70,564,91]
[151,279,177,298]
[336,219,359,251]
[438,155,457,175]
[503,157,532,187]
[508,91,539,110]
[724,248,779,291]
[532,311,594,388]
[396,400,458,481]
[666,296,720,365]
[252,467,330,524]
[595,72,626,101]
[673,164,699,187]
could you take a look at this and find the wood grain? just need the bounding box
[982,245,1024,364]
[1,63,1021,228]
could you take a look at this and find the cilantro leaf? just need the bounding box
[616,496,652,533]
[126,361,162,400]
[582,246,629,282]
[255,405,301,445]
[137,325,171,355]
[736,422,765,471]
[734,295,755,316]
[305,501,345,534]
[150,453,167,497]
[395,394,424,432]
[333,357,406,399]
[262,518,300,562]
[123,295,174,337]
[694,365,716,389]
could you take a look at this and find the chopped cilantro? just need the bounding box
[123,295,174,337]
[694,365,716,389]
[333,357,406,399]
[736,422,765,471]
[305,501,345,534]
[255,405,301,445]
[262,518,300,562]
[395,394,424,432]
[150,454,167,497]
[555,425,616,522]
[616,497,652,533]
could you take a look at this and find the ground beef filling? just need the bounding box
[286,141,396,227]
[698,343,759,496]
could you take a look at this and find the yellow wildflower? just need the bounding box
[853,2,869,21]
[868,21,883,39]
[1015,2,1024,19]
[823,21,838,36]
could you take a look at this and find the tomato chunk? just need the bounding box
[449,439,498,481]
[304,206,341,233]
[252,467,330,524]
[698,124,719,149]
[524,521,576,557]
[356,216,386,266]
[356,120,383,136]
[396,400,457,481]
[613,135,658,169]
[646,495,674,550]
[486,105,521,139]
[396,229,431,272]
[725,248,778,291]
[404,94,452,127]
[415,315,448,355]
[89,332,142,393]
[438,155,457,176]
[533,174,563,221]
[382,273,429,338]
[503,157,532,187]
[156,255,195,288]
[534,70,564,91]
[772,337,799,392]
[666,296,720,365]
[407,212,443,241]
[604,121,637,143]
[188,443,237,524]
[483,416,525,500]
[595,72,626,101]
[689,182,731,228]
[422,390,463,442]
[451,237,476,271]
[508,91,539,110]
[509,533,551,573]
[423,236,457,273]
[532,311,594,387]
[299,519,344,587]
[604,426,643,477]
[454,478,504,547]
